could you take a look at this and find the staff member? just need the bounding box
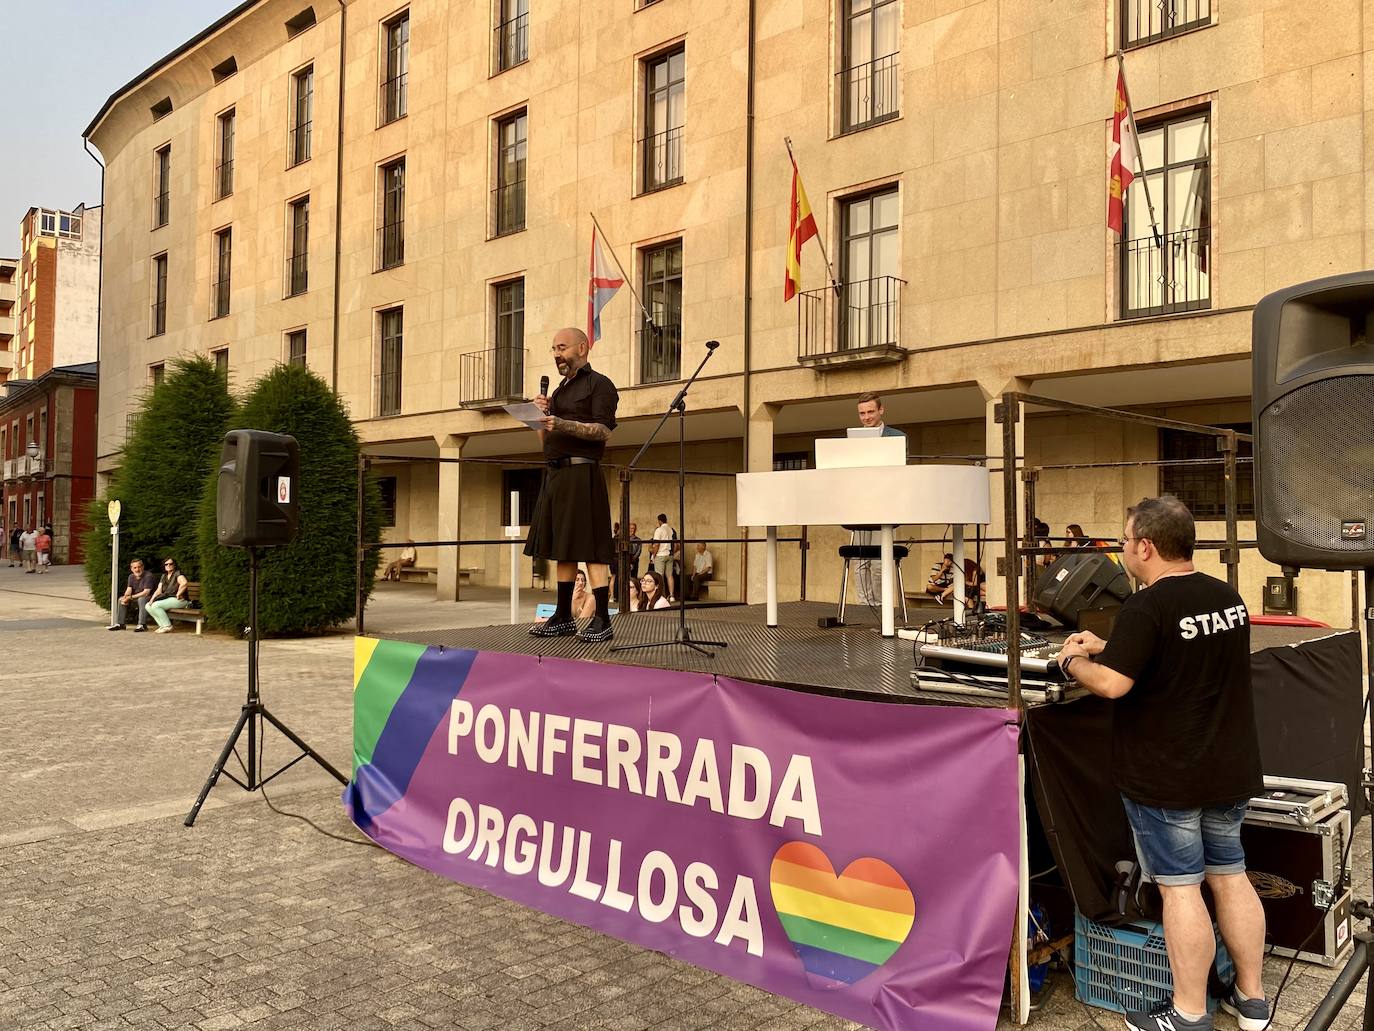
[853,392,905,608]
[1054,496,1267,1031]
[526,328,619,642]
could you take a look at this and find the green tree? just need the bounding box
[83,356,236,605]
[195,364,382,634]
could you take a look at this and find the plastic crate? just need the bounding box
[1074,912,1234,1015]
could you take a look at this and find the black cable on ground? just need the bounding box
[258,778,382,850]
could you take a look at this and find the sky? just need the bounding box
[0,0,239,258]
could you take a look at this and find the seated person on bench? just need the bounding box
[382,540,417,581]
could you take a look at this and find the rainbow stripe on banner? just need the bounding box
[769,841,916,987]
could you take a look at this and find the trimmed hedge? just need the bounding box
[83,356,235,606]
[195,364,382,634]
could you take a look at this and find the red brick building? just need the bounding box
[1,363,97,563]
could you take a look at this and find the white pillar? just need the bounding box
[436,434,467,602]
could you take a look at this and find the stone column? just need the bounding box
[743,401,778,606]
[436,434,467,602]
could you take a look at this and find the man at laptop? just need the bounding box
[851,393,906,607]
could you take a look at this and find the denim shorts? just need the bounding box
[1121,795,1248,887]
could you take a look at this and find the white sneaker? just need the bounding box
[155,625,174,634]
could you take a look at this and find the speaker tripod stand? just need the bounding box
[184,547,347,827]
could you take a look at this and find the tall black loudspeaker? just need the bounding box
[216,429,300,548]
[1254,271,1374,570]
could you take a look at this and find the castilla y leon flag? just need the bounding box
[587,227,625,345]
[1107,67,1141,235]
[784,157,818,302]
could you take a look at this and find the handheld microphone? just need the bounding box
[705,339,720,351]
[539,375,549,397]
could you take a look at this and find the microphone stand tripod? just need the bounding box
[612,341,728,658]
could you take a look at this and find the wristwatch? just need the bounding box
[1059,654,1079,678]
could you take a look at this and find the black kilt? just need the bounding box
[523,462,614,564]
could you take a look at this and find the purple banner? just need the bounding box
[346,641,1020,1031]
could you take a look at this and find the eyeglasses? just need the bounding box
[1118,536,1145,549]
[164,562,175,568]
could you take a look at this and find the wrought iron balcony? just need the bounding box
[638,322,682,384]
[380,73,408,125]
[288,120,312,167]
[493,181,526,236]
[377,220,405,271]
[493,13,529,73]
[798,275,907,368]
[1122,0,1211,50]
[1119,226,1211,320]
[641,126,683,193]
[285,253,308,297]
[836,53,900,135]
[459,346,527,408]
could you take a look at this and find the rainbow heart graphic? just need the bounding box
[769,841,915,988]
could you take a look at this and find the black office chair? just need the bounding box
[837,525,908,625]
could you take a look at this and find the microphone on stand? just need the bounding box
[539,375,549,398]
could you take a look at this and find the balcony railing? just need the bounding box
[639,322,682,384]
[798,275,907,366]
[285,254,308,297]
[459,346,526,408]
[153,191,170,228]
[2,458,15,481]
[1122,0,1211,50]
[493,13,529,73]
[836,53,900,134]
[214,159,233,199]
[380,73,408,125]
[150,301,166,337]
[1119,226,1211,320]
[5,453,45,480]
[210,279,230,319]
[493,181,526,236]
[641,126,684,193]
[377,220,405,271]
[376,371,402,417]
[288,121,312,167]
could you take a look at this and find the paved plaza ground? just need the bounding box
[0,565,1368,1030]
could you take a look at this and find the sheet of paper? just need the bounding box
[503,402,546,428]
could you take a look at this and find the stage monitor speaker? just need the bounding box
[216,429,300,548]
[1253,271,1374,570]
[1032,552,1132,631]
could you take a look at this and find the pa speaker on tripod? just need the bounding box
[217,429,300,548]
[1253,271,1374,570]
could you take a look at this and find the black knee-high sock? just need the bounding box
[593,585,610,620]
[554,579,574,620]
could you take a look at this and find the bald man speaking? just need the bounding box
[526,327,620,641]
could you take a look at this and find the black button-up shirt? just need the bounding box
[546,364,619,461]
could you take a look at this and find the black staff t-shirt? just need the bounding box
[1094,571,1264,809]
[545,364,619,461]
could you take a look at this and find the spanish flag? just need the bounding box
[784,157,818,301]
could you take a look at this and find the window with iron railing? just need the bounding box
[1159,423,1253,519]
[377,307,404,416]
[641,49,684,193]
[639,240,682,383]
[154,146,171,228]
[215,109,235,199]
[286,197,309,297]
[493,2,528,73]
[290,65,314,166]
[1120,111,1211,320]
[462,278,526,406]
[837,0,899,133]
[377,159,405,270]
[211,229,232,319]
[494,110,527,236]
[380,11,409,125]
[1122,0,1212,50]
[151,254,167,337]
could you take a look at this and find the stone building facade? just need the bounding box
[86,0,1373,625]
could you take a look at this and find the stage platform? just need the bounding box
[378,601,1338,708]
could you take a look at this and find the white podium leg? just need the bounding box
[766,526,778,627]
[880,525,895,638]
[953,526,966,625]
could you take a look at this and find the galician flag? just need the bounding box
[587,227,624,344]
[1107,67,1141,236]
[784,157,819,301]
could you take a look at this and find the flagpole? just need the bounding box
[588,211,656,328]
[783,137,842,296]
[1114,52,1163,249]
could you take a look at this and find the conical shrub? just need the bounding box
[195,364,382,634]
